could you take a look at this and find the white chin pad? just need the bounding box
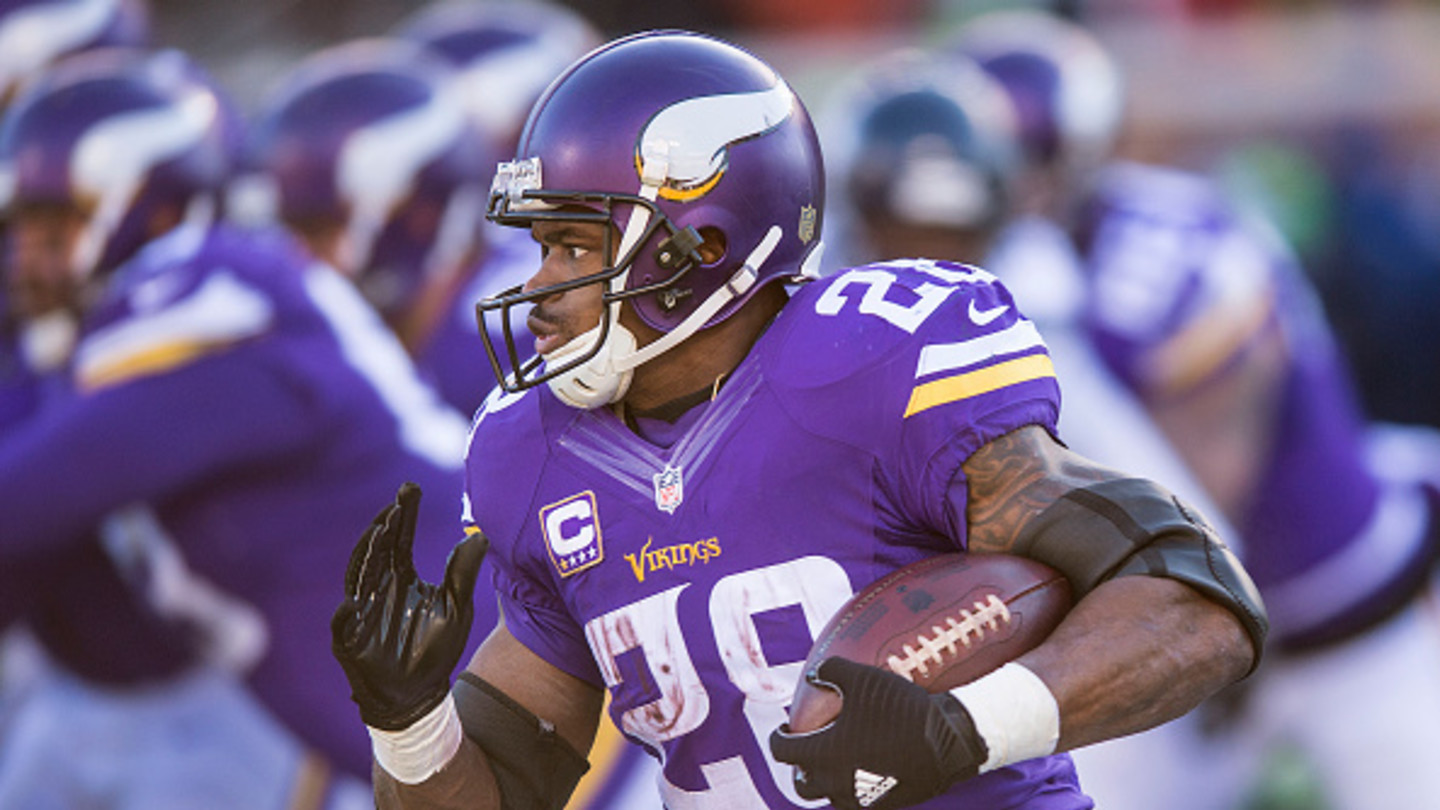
[544,321,638,409]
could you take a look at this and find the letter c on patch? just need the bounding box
[539,491,605,577]
[545,499,594,555]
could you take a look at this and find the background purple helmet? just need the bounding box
[483,30,825,399]
[246,37,493,319]
[838,50,1020,233]
[393,0,601,152]
[0,0,151,106]
[947,9,1124,176]
[1,46,239,279]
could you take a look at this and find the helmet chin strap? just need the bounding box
[616,224,779,372]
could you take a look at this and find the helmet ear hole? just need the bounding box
[697,226,726,266]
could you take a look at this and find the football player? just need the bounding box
[331,30,1266,810]
[941,7,1125,326]
[0,0,152,416]
[1072,159,1440,810]
[245,37,524,417]
[948,10,1440,807]
[0,0,155,788]
[0,46,482,808]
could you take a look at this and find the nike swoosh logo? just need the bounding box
[968,300,1009,326]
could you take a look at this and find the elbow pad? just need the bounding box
[1012,478,1269,669]
[453,671,590,810]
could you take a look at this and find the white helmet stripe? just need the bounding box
[452,18,592,141]
[69,72,218,278]
[72,81,216,198]
[337,84,468,272]
[338,84,467,213]
[0,0,116,97]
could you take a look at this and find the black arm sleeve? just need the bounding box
[452,671,591,810]
[1012,478,1269,671]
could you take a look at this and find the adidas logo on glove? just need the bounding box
[855,768,898,807]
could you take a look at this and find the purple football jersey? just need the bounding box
[0,222,488,778]
[465,259,1091,809]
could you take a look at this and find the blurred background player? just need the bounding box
[241,0,607,419]
[243,36,505,416]
[0,0,153,404]
[946,9,1124,225]
[0,44,483,808]
[246,24,665,810]
[1070,159,1440,810]
[0,0,155,759]
[823,11,1236,545]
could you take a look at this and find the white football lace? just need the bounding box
[886,594,1011,682]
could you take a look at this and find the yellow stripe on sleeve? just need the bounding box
[78,340,224,393]
[904,353,1056,418]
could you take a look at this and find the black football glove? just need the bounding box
[769,657,988,810]
[330,482,489,731]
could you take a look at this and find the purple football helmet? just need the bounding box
[393,0,601,151]
[481,30,825,408]
[246,38,494,321]
[947,10,1123,176]
[0,0,151,106]
[2,46,239,282]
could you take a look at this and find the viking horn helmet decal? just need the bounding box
[637,81,794,200]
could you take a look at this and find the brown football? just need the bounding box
[787,552,1072,733]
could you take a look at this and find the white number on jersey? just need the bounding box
[585,556,852,808]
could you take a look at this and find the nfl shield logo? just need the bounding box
[798,205,817,244]
[653,465,684,514]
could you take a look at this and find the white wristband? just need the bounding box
[948,662,1060,773]
[368,693,464,785]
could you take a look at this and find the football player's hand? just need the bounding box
[330,482,488,731]
[769,657,987,810]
